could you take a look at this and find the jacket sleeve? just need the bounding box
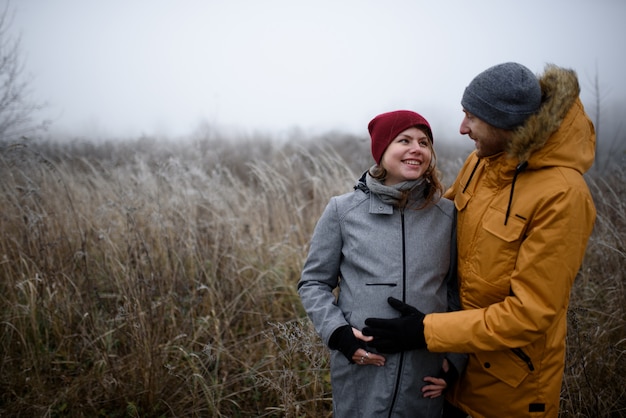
[297,197,349,346]
[424,184,596,353]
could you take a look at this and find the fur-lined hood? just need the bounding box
[506,64,596,174]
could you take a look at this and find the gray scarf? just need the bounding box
[365,167,426,207]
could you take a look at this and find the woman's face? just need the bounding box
[380,126,432,185]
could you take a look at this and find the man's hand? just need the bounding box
[363,297,426,353]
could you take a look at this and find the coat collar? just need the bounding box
[504,64,595,174]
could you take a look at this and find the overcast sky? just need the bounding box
[8,0,626,142]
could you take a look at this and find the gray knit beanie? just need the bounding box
[461,62,542,130]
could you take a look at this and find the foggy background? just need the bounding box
[8,0,626,144]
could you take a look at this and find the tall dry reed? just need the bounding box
[0,135,623,417]
[561,165,626,417]
[0,135,361,417]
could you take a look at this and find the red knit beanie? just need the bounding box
[368,110,433,164]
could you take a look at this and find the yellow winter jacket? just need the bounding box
[424,65,596,417]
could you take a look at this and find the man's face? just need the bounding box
[459,110,509,158]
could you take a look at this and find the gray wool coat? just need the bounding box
[298,175,466,418]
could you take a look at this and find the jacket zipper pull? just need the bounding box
[511,347,535,371]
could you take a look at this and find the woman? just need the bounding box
[298,110,466,417]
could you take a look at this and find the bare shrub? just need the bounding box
[0,3,49,140]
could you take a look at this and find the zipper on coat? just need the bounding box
[388,210,407,417]
[401,209,407,302]
[511,347,535,371]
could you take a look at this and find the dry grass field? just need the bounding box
[0,134,624,417]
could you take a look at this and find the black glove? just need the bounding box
[328,325,366,363]
[363,297,426,353]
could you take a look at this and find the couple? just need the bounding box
[297,62,597,418]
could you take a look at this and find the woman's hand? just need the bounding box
[352,347,385,366]
[421,357,450,398]
[421,376,447,398]
[351,328,385,366]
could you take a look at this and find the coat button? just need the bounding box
[484,362,491,368]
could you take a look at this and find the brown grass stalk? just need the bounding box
[0,135,623,417]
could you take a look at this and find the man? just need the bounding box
[363,62,596,417]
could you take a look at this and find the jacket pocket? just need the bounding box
[482,206,526,242]
[475,349,531,388]
[470,206,526,295]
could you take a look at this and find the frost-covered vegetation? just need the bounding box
[0,133,623,417]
